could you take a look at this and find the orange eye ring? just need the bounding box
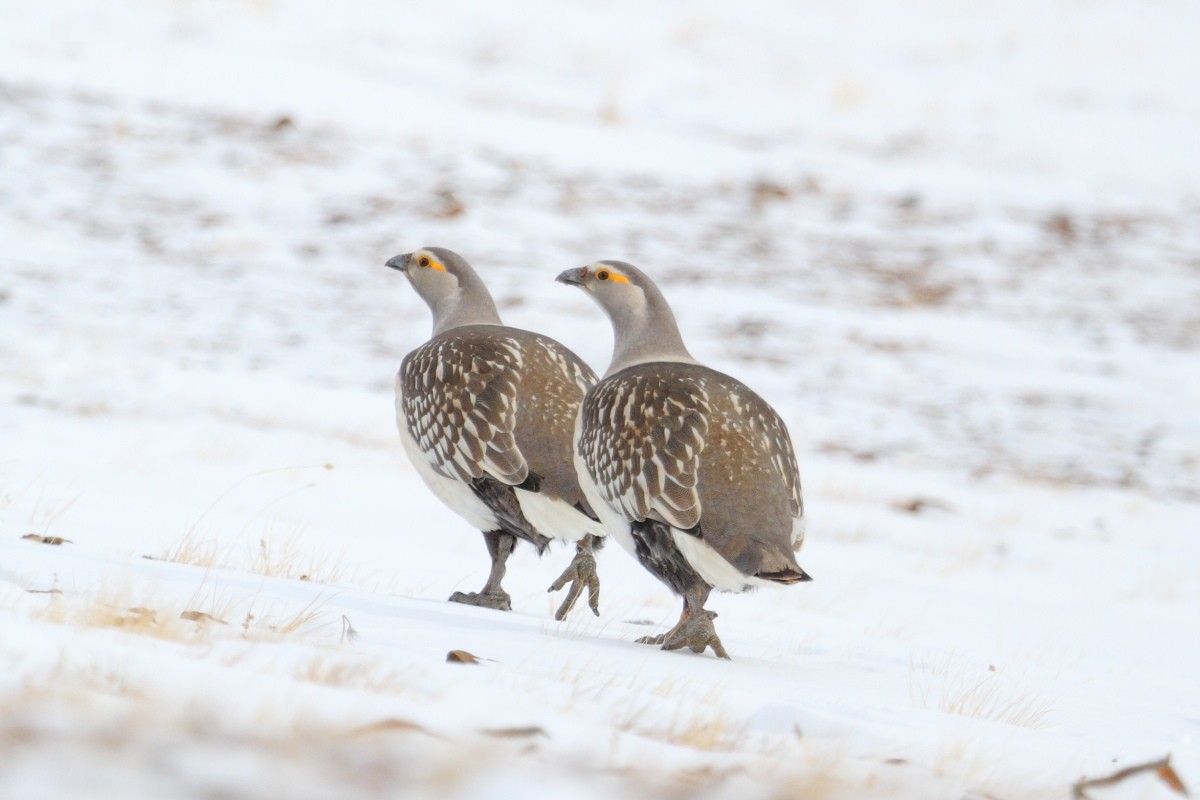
[418,256,430,268]
[596,270,610,281]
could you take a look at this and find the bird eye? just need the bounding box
[418,256,430,268]
[597,270,610,281]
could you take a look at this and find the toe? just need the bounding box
[448,591,511,611]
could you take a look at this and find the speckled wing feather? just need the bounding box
[399,335,527,485]
[743,393,804,520]
[578,373,709,529]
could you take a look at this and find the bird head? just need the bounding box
[385,247,502,334]
[557,260,694,374]
[555,260,649,318]
[385,247,471,303]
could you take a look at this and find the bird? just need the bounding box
[386,246,605,619]
[557,261,810,658]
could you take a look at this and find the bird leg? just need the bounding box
[449,530,515,611]
[636,586,730,659]
[548,534,602,620]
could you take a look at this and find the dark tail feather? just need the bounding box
[756,565,812,585]
[469,477,551,554]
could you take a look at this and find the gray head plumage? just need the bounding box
[556,260,696,376]
[386,246,503,336]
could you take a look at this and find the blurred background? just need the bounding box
[3,0,1198,502]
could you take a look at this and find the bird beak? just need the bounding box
[385,253,411,273]
[556,267,588,286]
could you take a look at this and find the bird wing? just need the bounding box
[578,374,709,530]
[743,393,804,521]
[399,335,528,485]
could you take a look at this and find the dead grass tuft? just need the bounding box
[295,653,411,694]
[910,653,1055,729]
[250,525,351,584]
[152,464,351,584]
[153,525,353,586]
[620,702,748,753]
[28,582,330,644]
[240,593,329,639]
[156,528,221,568]
[24,482,82,537]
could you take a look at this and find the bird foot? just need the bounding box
[636,610,730,659]
[547,544,600,620]
[448,590,512,611]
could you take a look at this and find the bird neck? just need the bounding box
[605,286,696,376]
[429,280,504,336]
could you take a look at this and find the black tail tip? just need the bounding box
[757,567,813,585]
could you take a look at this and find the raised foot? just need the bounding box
[547,542,600,621]
[448,590,512,611]
[636,610,730,659]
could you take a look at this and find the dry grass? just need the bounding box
[619,692,748,753]
[27,581,330,644]
[7,652,152,706]
[251,524,352,584]
[157,528,222,569]
[23,480,82,536]
[909,653,1055,729]
[0,693,885,800]
[32,583,197,643]
[659,713,747,752]
[224,590,330,640]
[154,524,353,586]
[295,653,413,694]
[0,693,471,799]
[152,463,352,584]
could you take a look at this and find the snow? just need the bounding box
[2,0,1198,797]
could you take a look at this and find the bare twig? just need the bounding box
[480,726,546,739]
[340,614,359,644]
[1073,755,1188,799]
[351,718,440,738]
[22,533,72,545]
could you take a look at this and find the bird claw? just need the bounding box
[548,543,600,620]
[448,590,512,611]
[636,610,730,659]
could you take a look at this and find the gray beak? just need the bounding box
[556,267,588,286]
[385,253,411,272]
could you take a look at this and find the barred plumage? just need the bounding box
[401,334,527,486]
[577,362,805,574]
[559,259,811,659]
[387,247,605,617]
[577,371,708,529]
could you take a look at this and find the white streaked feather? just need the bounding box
[791,513,807,549]
[396,384,499,531]
[514,488,605,543]
[668,529,781,592]
[574,413,634,551]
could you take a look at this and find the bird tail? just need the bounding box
[755,565,812,584]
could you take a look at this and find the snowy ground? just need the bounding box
[2,1,1199,797]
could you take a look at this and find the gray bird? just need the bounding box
[387,247,604,618]
[557,261,810,658]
